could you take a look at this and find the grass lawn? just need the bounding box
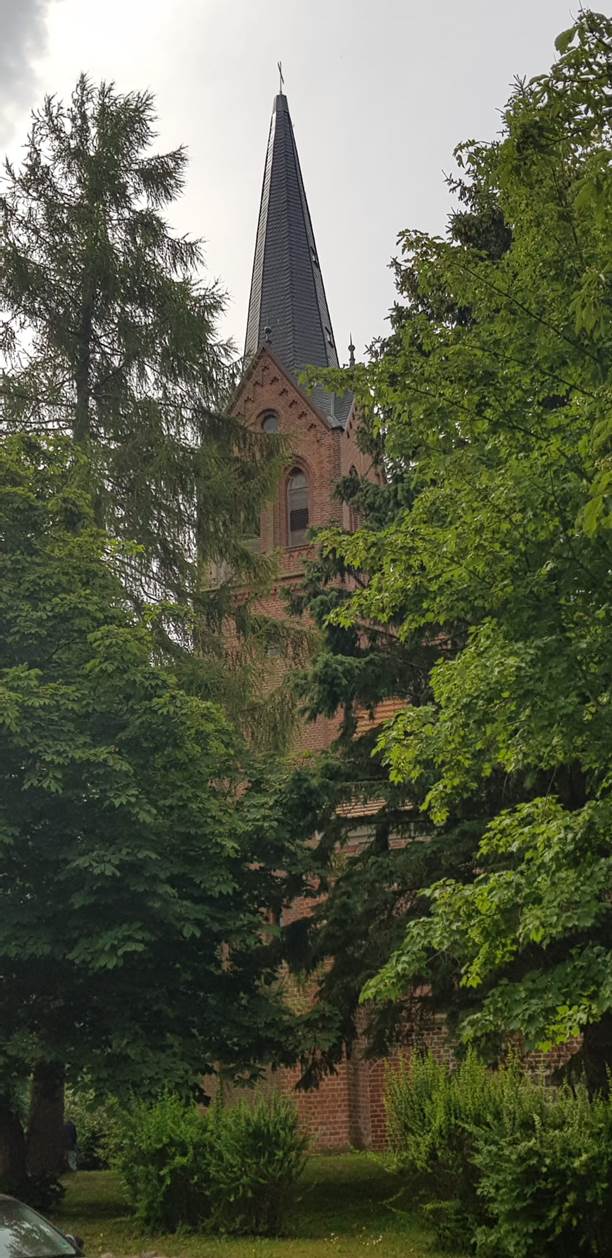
[51,1155,464,1258]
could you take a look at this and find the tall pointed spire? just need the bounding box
[245,91,343,410]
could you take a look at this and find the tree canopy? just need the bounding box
[281,10,612,1089]
[0,75,279,605]
[0,74,304,753]
[0,434,297,1187]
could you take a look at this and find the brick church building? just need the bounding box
[228,88,418,1151]
[232,86,374,765]
[234,89,371,632]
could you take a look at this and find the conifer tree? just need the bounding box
[0,76,300,745]
[0,76,278,606]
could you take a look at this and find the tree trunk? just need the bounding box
[0,1097,27,1192]
[26,1061,65,1178]
[582,1014,612,1098]
[73,293,93,446]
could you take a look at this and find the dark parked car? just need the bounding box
[0,1195,83,1258]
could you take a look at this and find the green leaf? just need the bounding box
[555,25,576,54]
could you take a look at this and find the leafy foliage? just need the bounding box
[285,10,612,1086]
[112,1093,213,1231]
[63,1084,121,1170]
[473,1092,612,1257]
[112,1093,307,1236]
[385,1053,612,1256]
[0,434,296,1109]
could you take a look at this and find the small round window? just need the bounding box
[261,412,278,433]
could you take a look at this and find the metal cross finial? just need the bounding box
[277,61,285,94]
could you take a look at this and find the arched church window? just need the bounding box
[261,411,278,433]
[287,468,309,547]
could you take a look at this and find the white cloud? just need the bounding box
[0,0,54,144]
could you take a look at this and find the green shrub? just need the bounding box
[385,1051,453,1176]
[205,1095,308,1235]
[112,1093,212,1231]
[385,1051,530,1247]
[63,1085,120,1170]
[111,1092,307,1236]
[473,1086,612,1257]
[384,1053,612,1257]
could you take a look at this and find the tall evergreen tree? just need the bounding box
[0,75,300,746]
[0,76,279,605]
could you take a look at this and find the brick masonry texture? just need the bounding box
[233,349,372,759]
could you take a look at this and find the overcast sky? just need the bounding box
[0,0,603,359]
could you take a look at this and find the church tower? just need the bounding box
[243,90,351,427]
[232,89,370,762]
[231,89,391,1149]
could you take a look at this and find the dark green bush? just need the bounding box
[111,1092,307,1236]
[63,1085,120,1170]
[473,1088,612,1257]
[18,1173,65,1213]
[205,1095,308,1235]
[112,1093,212,1231]
[384,1052,612,1256]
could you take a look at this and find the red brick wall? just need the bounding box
[235,349,346,538]
[233,348,366,758]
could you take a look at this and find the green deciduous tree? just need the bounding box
[0,434,296,1191]
[285,11,612,1089]
[271,67,518,1087]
